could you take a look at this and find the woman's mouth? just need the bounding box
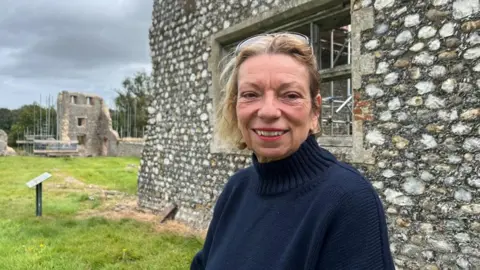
[253,129,288,138]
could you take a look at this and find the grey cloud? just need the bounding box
[0,0,153,109]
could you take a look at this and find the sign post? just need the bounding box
[26,172,52,217]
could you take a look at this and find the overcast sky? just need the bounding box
[0,0,153,110]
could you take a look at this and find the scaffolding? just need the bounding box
[317,25,352,136]
[15,94,79,156]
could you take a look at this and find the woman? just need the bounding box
[191,32,395,270]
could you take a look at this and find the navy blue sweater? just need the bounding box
[191,135,395,270]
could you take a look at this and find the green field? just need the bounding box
[0,156,203,270]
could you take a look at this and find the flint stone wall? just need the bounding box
[140,0,480,268]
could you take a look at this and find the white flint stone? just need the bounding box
[441,78,457,93]
[403,177,425,195]
[464,47,480,60]
[425,95,445,109]
[384,189,414,206]
[467,178,480,188]
[433,0,449,5]
[366,84,385,97]
[382,169,396,178]
[452,122,472,135]
[413,52,435,66]
[372,181,384,189]
[463,137,480,152]
[421,171,435,182]
[439,22,455,37]
[404,14,420,27]
[376,24,389,35]
[421,134,438,149]
[380,111,392,121]
[163,158,170,165]
[454,189,472,202]
[366,129,386,145]
[396,112,408,121]
[223,20,231,29]
[396,30,413,44]
[448,155,463,164]
[427,238,456,253]
[365,40,380,50]
[429,39,441,51]
[200,113,209,121]
[390,49,405,57]
[393,6,407,17]
[473,63,480,72]
[388,97,401,111]
[147,107,156,114]
[455,233,471,243]
[459,83,473,92]
[418,26,437,39]
[453,0,480,19]
[376,62,389,74]
[384,72,399,85]
[450,110,459,121]
[201,69,208,78]
[202,52,209,61]
[429,66,447,78]
[415,81,436,94]
[362,0,373,7]
[374,0,395,10]
[410,42,425,52]
[468,32,480,45]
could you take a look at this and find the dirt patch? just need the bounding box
[47,172,205,238]
[77,198,205,238]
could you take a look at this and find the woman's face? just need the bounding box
[236,53,321,162]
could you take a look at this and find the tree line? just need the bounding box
[0,71,152,146]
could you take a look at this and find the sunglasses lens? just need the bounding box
[235,33,310,55]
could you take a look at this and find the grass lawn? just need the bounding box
[0,156,204,270]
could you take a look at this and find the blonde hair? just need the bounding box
[214,33,322,150]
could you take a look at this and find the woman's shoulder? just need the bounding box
[221,166,256,194]
[319,160,381,206]
[323,158,373,188]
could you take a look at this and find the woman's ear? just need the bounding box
[315,94,322,115]
[310,93,322,133]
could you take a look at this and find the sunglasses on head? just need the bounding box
[234,32,311,56]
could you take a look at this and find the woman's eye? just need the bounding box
[240,92,258,99]
[284,93,300,100]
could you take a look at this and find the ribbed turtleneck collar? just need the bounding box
[251,135,336,196]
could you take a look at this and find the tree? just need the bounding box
[8,104,56,146]
[112,71,152,138]
[0,108,19,134]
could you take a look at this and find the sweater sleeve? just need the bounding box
[190,184,230,270]
[316,187,395,270]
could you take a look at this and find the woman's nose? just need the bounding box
[257,94,281,119]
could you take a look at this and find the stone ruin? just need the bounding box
[56,91,120,157]
[54,91,145,157]
[0,129,16,156]
[139,0,480,268]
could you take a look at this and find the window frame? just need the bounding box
[207,0,374,164]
